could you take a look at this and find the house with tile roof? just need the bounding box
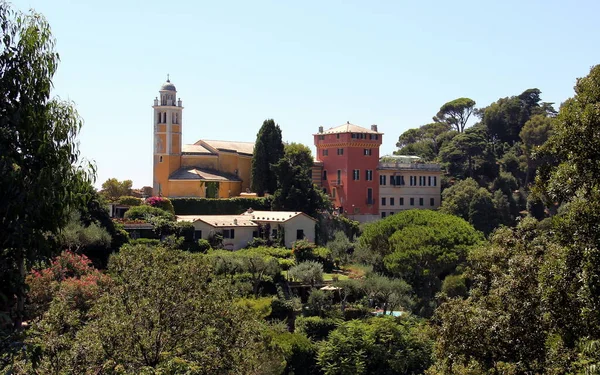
[177,209,316,250]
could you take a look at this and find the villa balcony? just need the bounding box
[330,180,343,186]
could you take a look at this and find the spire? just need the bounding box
[167,73,170,82]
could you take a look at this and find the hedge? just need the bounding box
[170,197,272,215]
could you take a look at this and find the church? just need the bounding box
[152,78,255,198]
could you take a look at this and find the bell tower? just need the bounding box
[152,76,184,196]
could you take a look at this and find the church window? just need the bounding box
[159,156,163,162]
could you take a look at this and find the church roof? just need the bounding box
[318,122,382,135]
[160,80,176,91]
[182,144,214,154]
[196,139,254,156]
[169,167,241,182]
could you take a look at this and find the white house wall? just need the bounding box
[282,215,316,248]
[190,221,257,250]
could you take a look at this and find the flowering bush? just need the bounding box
[145,196,175,214]
[26,251,110,319]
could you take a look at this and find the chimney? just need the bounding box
[371,124,378,132]
[233,218,238,225]
[347,121,350,124]
[318,126,323,133]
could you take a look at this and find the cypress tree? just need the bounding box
[251,119,284,196]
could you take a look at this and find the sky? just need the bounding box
[12,0,600,189]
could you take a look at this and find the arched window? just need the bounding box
[159,156,163,162]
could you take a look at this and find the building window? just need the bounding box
[336,134,340,139]
[381,212,386,218]
[409,176,414,186]
[366,170,373,181]
[380,175,386,185]
[430,197,435,206]
[410,198,414,206]
[159,156,163,163]
[433,176,437,186]
[318,135,325,140]
[337,148,344,155]
[332,188,336,198]
[337,170,341,184]
[428,176,432,186]
[367,188,373,204]
[296,229,304,240]
[223,229,235,239]
[272,229,278,238]
[389,211,394,215]
[353,169,360,180]
[400,197,404,205]
[323,170,327,180]
[381,197,386,206]
[322,149,328,156]
[364,148,372,156]
[400,176,405,185]
[419,198,424,206]
[390,197,395,206]
[194,230,202,240]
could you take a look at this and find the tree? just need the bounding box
[317,317,433,375]
[271,143,330,216]
[288,261,324,287]
[440,178,480,221]
[100,178,132,201]
[0,4,93,330]
[468,188,498,235]
[363,274,413,315]
[326,230,355,266]
[29,245,281,374]
[435,97,476,133]
[439,127,488,179]
[359,210,482,315]
[395,122,453,160]
[58,211,112,253]
[520,114,554,186]
[251,119,284,196]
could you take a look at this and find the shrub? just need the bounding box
[270,331,319,375]
[292,239,316,263]
[118,196,142,206]
[129,238,161,247]
[145,196,175,214]
[288,261,323,286]
[197,239,211,252]
[268,297,295,321]
[313,247,334,272]
[170,197,272,215]
[246,237,269,248]
[295,316,339,341]
[124,205,174,221]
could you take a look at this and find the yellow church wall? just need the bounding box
[218,152,239,175]
[172,125,181,133]
[172,134,181,154]
[168,180,203,197]
[181,154,219,169]
[238,156,252,192]
[154,155,172,196]
[157,124,166,133]
[218,181,242,198]
[168,155,180,175]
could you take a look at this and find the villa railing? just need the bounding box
[378,162,441,171]
[330,180,343,186]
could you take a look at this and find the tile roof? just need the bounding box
[177,210,317,226]
[177,215,258,227]
[182,144,214,154]
[319,122,381,135]
[241,210,317,222]
[196,139,255,156]
[169,167,241,182]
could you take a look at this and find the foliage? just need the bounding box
[123,204,174,221]
[317,213,360,245]
[251,119,284,196]
[170,196,272,215]
[57,211,112,253]
[296,316,340,341]
[196,238,211,252]
[440,178,480,221]
[18,245,281,374]
[363,274,413,315]
[395,122,453,160]
[434,97,476,133]
[293,239,317,262]
[360,210,482,315]
[317,317,433,375]
[100,178,132,202]
[144,196,175,214]
[272,143,331,216]
[288,261,324,286]
[0,3,94,330]
[326,231,355,267]
[117,195,142,206]
[270,330,319,375]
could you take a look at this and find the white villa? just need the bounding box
[177,209,317,250]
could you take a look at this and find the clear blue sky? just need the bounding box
[13,0,600,189]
